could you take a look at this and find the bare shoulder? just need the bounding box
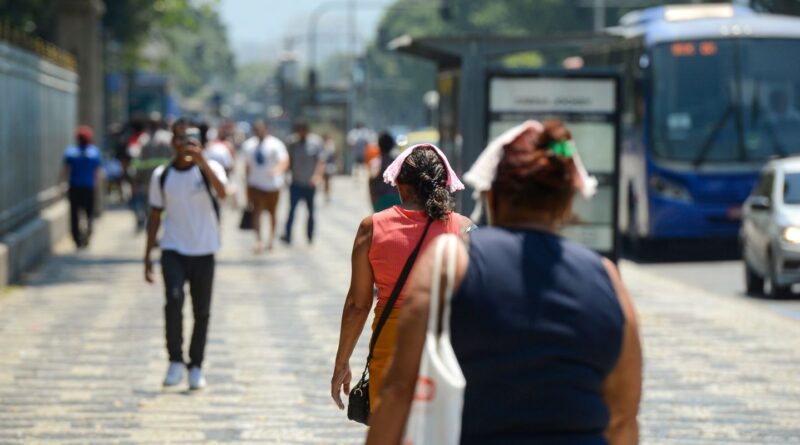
[407,234,469,301]
[357,215,373,235]
[353,215,374,248]
[601,258,638,324]
[450,212,474,233]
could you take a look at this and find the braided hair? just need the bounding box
[396,145,454,220]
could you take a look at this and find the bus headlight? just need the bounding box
[783,227,800,244]
[650,175,692,203]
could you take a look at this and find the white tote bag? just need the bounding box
[403,235,466,445]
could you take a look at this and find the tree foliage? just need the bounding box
[362,0,733,129]
[0,0,234,99]
[147,4,236,98]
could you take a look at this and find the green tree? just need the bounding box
[362,0,731,129]
[147,4,236,98]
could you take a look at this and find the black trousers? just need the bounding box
[161,250,215,368]
[68,186,95,246]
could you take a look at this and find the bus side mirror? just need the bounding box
[750,196,771,211]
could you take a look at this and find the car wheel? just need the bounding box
[745,261,764,295]
[769,252,792,299]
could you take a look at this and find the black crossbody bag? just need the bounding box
[348,218,434,425]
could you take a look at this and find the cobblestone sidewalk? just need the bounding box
[623,264,800,444]
[0,177,799,444]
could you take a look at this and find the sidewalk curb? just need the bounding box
[0,200,69,287]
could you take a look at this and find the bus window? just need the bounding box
[652,40,738,162]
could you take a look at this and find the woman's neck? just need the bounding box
[399,201,424,211]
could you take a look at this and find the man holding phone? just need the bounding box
[143,118,228,390]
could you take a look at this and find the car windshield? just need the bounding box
[652,39,800,163]
[783,172,800,204]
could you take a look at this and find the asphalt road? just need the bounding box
[632,258,800,322]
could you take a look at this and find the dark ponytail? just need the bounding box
[396,145,454,220]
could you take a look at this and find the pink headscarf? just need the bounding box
[383,143,465,193]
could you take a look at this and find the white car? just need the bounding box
[741,158,800,298]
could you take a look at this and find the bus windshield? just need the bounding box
[652,39,800,164]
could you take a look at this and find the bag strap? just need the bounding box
[159,161,220,221]
[365,217,434,366]
[428,235,458,337]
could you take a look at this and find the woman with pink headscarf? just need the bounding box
[331,144,473,413]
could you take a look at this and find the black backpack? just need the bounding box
[159,162,220,221]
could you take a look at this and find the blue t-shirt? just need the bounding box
[64,144,102,188]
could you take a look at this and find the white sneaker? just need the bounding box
[163,361,184,386]
[188,367,206,390]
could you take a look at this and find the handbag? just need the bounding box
[239,208,254,230]
[403,235,466,445]
[347,217,434,425]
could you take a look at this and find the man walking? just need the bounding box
[143,119,228,390]
[281,119,325,245]
[244,120,289,253]
[61,125,102,249]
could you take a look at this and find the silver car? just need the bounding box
[741,158,800,298]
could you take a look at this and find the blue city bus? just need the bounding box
[582,4,800,247]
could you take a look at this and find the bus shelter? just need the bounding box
[390,34,623,260]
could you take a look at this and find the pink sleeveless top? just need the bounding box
[369,206,462,309]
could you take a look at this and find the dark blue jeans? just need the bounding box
[284,184,316,242]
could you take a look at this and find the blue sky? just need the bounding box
[219,0,395,65]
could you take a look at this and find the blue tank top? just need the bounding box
[451,227,624,445]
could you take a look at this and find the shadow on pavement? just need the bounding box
[22,253,143,287]
[623,237,741,264]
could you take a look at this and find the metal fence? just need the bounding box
[0,40,78,235]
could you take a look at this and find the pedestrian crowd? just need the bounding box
[61,116,642,444]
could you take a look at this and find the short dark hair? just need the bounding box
[378,132,395,155]
[293,118,309,132]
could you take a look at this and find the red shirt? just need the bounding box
[369,206,463,308]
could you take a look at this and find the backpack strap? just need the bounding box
[159,163,172,208]
[199,168,221,221]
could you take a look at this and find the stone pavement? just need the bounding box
[0,177,798,444]
[622,264,800,444]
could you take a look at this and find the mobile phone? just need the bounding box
[183,127,201,162]
[186,127,201,145]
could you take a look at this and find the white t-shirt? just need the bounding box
[204,140,234,171]
[244,135,289,191]
[149,161,228,256]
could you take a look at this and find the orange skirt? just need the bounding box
[368,305,400,409]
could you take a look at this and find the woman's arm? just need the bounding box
[331,216,376,409]
[602,259,643,445]
[366,235,468,445]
